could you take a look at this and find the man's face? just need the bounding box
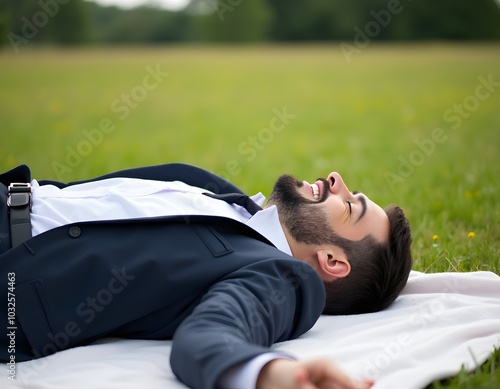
[267,172,389,246]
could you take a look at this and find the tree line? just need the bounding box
[2,0,500,50]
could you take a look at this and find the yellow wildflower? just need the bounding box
[468,232,475,238]
[432,235,439,241]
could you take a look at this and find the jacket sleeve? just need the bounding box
[169,258,325,389]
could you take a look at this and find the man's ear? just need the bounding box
[316,248,351,281]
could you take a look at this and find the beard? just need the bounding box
[267,174,341,246]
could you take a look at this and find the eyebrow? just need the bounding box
[352,192,367,223]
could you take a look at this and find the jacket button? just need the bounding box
[69,226,81,238]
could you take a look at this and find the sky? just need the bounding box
[89,0,190,11]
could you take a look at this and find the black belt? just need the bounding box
[7,183,32,247]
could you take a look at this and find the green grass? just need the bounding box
[1,43,499,387]
[428,347,500,389]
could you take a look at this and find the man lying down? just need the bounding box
[0,162,413,389]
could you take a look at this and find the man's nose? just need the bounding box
[327,172,349,195]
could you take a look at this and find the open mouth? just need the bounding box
[311,183,320,200]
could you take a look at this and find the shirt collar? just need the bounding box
[246,204,292,256]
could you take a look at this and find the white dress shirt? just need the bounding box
[29,177,294,388]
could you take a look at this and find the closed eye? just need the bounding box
[347,201,352,215]
[350,191,367,222]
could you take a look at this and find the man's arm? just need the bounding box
[170,258,325,389]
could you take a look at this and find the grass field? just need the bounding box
[1,43,499,387]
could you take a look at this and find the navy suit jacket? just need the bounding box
[0,163,325,389]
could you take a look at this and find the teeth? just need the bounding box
[311,183,319,200]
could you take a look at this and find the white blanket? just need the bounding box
[3,271,500,389]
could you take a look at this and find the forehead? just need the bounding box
[364,197,390,242]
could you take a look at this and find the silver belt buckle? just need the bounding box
[7,182,32,209]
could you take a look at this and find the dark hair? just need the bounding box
[322,205,413,315]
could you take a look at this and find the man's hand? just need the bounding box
[256,358,374,389]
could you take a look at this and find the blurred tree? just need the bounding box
[86,3,191,43]
[263,0,361,41]
[49,0,90,44]
[264,0,500,41]
[1,0,499,48]
[388,0,500,40]
[189,0,272,42]
[1,0,46,47]
[1,0,89,50]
